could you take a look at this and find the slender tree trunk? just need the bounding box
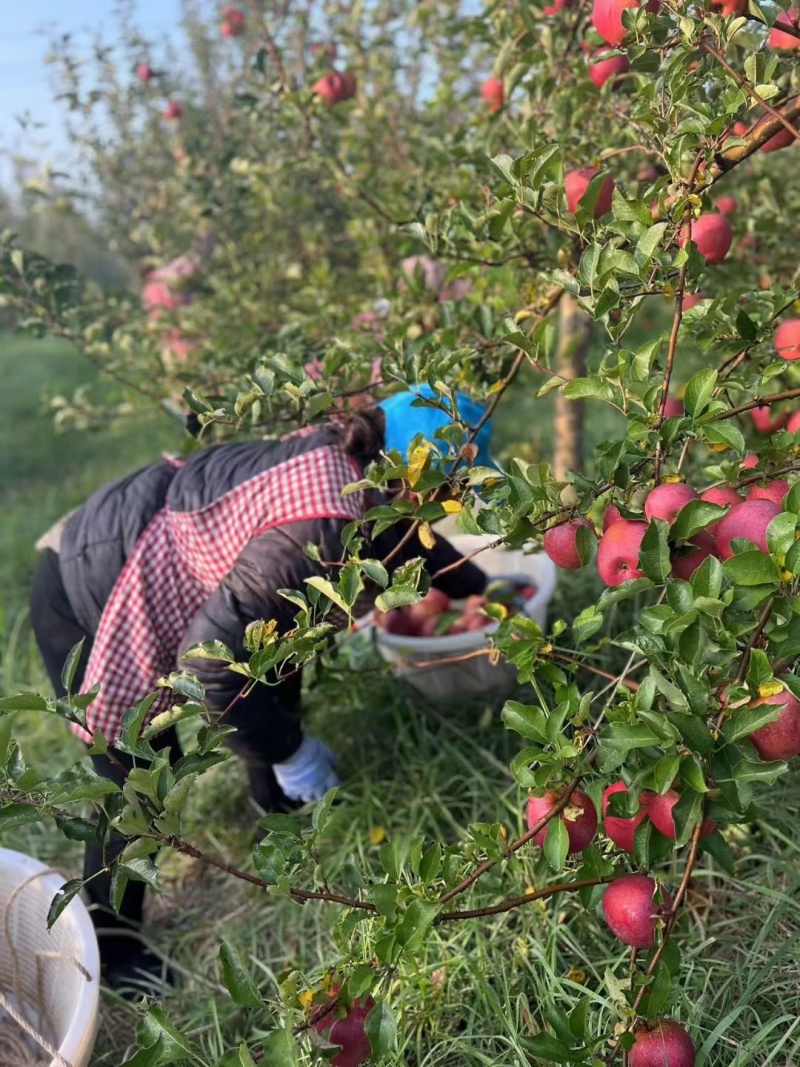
[552,293,593,483]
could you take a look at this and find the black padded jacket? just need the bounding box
[57,425,486,715]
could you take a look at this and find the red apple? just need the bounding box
[756,116,799,153]
[715,499,780,558]
[682,292,710,310]
[710,0,746,14]
[630,1019,696,1067]
[663,396,684,417]
[644,483,698,525]
[592,0,659,46]
[748,686,800,760]
[671,530,716,580]
[775,319,800,361]
[597,520,648,586]
[588,49,631,88]
[746,479,790,506]
[701,485,741,509]
[380,610,418,636]
[645,790,716,839]
[163,100,183,121]
[715,194,737,216]
[741,453,759,470]
[564,167,615,217]
[750,406,789,434]
[313,990,375,1067]
[679,213,732,265]
[788,411,800,434]
[220,6,245,36]
[526,789,598,853]
[480,76,504,112]
[603,503,624,531]
[312,71,357,106]
[543,517,596,569]
[769,7,800,49]
[406,588,450,623]
[136,62,154,83]
[601,873,672,948]
[544,0,575,12]
[602,782,648,851]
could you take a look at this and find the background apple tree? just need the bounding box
[2,0,800,1062]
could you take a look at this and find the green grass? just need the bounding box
[1,330,800,1066]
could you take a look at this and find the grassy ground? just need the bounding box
[1,333,800,1065]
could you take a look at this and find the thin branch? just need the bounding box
[701,42,800,145]
[437,874,611,921]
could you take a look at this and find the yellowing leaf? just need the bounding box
[441,499,462,514]
[758,679,784,699]
[298,990,314,1010]
[407,444,430,487]
[706,442,731,453]
[663,475,684,484]
[369,825,386,845]
[419,522,436,549]
[566,967,587,985]
[514,308,534,322]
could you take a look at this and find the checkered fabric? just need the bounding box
[73,445,365,744]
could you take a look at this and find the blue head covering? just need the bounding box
[378,385,495,469]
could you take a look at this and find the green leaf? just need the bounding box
[53,814,100,843]
[0,803,42,833]
[501,701,547,742]
[375,586,422,612]
[338,561,364,609]
[671,500,727,544]
[361,559,389,588]
[305,576,350,615]
[722,700,781,743]
[684,368,717,417]
[699,830,735,874]
[723,552,780,586]
[0,693,50,713]
[182,640,235,662]
[61,640,85,693]
[640,519,671,583]
[220,942,262,1010]
[521,1032,576,1064]
[365,999,397,1059]
[395,899,441,951]
[544,816,569,872]
[603,722,666,752]
[636,221,667,262]
[767,512,798,557]
[137,1004,194,1060]
[563,377,615,403]
[46,878,84,930]
[703,421,745,455]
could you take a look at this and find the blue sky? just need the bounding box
[0,0,183,186]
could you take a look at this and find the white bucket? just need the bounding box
[373,533,557,701]
[0,848,99,1067]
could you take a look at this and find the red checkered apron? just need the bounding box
[74,443,365,744]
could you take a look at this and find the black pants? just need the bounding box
[30,549,300,954]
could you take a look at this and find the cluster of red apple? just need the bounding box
[543,468,794,585]
[374,581,538,639]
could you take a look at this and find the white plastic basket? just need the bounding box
[373,533,557,701]
[0,848,99,1067]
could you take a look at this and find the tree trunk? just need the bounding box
[552,293,593,484]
